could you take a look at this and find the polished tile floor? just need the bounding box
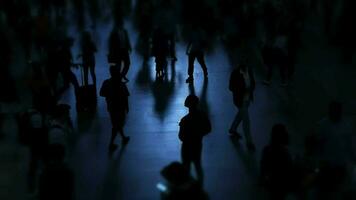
[1,7,356,200]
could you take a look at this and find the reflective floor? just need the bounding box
[1,2,356,200]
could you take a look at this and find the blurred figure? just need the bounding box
[155,0,178,62]
[312,101,356,200]
[39,144,74,200]
[78,31,97,86]
[228,62,256,152]
[100,66,130,152]
[57,37,80,93]
[159,162,208,200]
[179,95,211,185]
[28,61,57,115]
[108,22,132,82]
[152,27,170,79]
[262,34,289,86]
[134,0,154,62]
[260,124,294,200]
[185,26,208,83]
[22,109,48,194]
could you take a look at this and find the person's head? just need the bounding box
[328,101,343,122]
[184,95,199,110]
[161,162,190,185]
[270,124,289,146]
[109,65,122,80]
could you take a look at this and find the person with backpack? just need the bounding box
[179,95,211,185]
[100,66,130,152]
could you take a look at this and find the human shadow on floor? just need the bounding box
[188,78,210,117]
[135,60,176,121]
[230,137,259,181]
[101,145,127,199]
[151,70,176,121]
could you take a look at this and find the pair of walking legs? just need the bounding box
[186,52,208,83]
[83,63,96,86]
[181,145,204,185]
[230,102,255,151]
[109,112,130,150]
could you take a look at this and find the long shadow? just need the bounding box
[230,137,259,181]
[101,145,127,199]
[150,62,176,121]
[135,59,176,121]
[188,79,210,116]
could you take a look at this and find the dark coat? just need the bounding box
[229,67,255,108]
[100,78,129,113]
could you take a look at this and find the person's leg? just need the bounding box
[230,107,243,133]
[83,65,89,86]
[109,112,119,149]
[89,63,96,86]
[241,103,254,150]
[66,69,80,90]
[181,146,191,173]
[196,52,208,77]
[186,54,195,82]
[169,33,177,61]
[122,52,130,81]
[193,146,203,185]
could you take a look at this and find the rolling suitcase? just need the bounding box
[75,63,97,112]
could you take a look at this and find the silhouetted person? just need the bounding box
[78,31,97,86]
[185,26,208,83]
[156,0,178,61]
[39,144,74,200]
[29,61,56,114]
[312,101,356,200]
[108,22,132,82]
[25,109,49,194]
[100,66,130,151]
[262,35,288,86]
[228,62,256,152]
[152,27,170,79]
[134,0,154,61]
[179,95,211,185]
[159,162,208,200]
[260,124,294,200]
[57,37,80,93]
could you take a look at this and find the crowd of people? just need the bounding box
[0,0,355,200]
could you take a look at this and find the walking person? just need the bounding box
[78,31,97,86]
[100,66,130,152]
[185,26,208,83]
[179,95,211,185]
[108,21,132,82]
[228,62,256,152]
